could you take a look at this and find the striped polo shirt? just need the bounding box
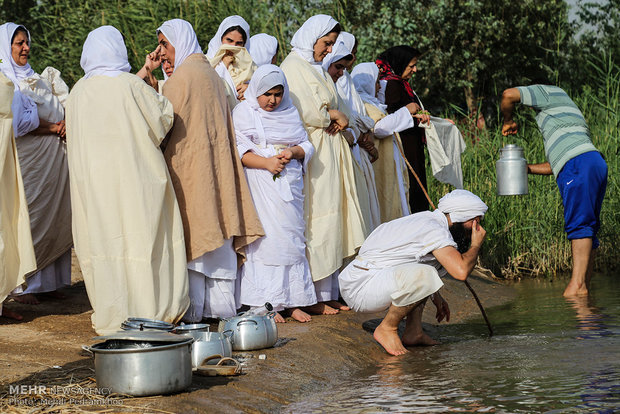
[517,85,598,177]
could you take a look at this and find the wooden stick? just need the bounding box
[395,136,493,336]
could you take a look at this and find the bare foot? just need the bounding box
[274,312,286,323]
[0,308,23,321]
[402,332,439,347]
[289,308,312,323]
[303,302,339,315]
[563,281,588,297]
[40,290,67,300]
[11,293,39,305]
[325,300,350,311]
[373,324,408,356]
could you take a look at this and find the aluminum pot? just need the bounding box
[120,317,174,332]
[87,332,193,396]
[183,331,233,369]
[171,323,210,340]
[496,144,528,196]
[219,312,278,351]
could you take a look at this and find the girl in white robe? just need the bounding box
[249,33,278,66]
[0,23,72,304]
[206,15,256,107]
[281,15,368,314]
[233,65,317,323]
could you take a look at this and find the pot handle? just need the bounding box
[199,354,223,367]
[81,345,94,359]
[237,319,259,330]
[222,329,234,340]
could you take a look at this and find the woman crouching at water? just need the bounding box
[281,15,368,315]
[233,65,317,323]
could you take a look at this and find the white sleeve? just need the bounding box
[374,106,413,138]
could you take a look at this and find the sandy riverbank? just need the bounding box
[0,256,515,413]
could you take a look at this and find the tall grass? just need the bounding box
[428,56,619,278]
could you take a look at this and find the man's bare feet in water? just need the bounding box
[373,324,408,356]
[325,300,350,311]
[401,332,439,347]
[0,308,23,321]
[274,312,286,323]
[288,308,312,322]
[11,293,39,305]
[303,302,339,315]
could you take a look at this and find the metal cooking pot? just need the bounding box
[219,312,278,351]
[120,317,175,332]
[87,331,193,396]
[182,331,233,369]
[171,323,210,339]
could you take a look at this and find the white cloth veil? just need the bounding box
[249,33,278,66]
[290,14,338,64]
[437,190,488,223]
[206,15,251,58]
[351,62,384,109]
[81,26,131,79]
[157,19,203,73]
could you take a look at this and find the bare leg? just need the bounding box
[564,238,593,297]
[401,298,439,346]
[303,303,339,315]
[288,308,312,322]
[325,300,350,311]
[11,293,39,305]
[373,301,423,356]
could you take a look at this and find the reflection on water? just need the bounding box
[285,275,620,413]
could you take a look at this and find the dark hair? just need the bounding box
[222,26,247,44]
[11,26,29,44]
[326,23,342,36]
[377,45,421,77]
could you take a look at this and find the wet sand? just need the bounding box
[0,256,515,413]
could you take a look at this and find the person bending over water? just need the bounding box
[339,190,488,355]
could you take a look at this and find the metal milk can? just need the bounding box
[496,144,528,195]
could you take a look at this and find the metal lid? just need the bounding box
[172,323,210,333]
[93,331,193,343]
[121,317,174,331]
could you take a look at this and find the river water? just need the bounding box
[285,275,620,413]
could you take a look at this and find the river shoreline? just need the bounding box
[0,260,516,413]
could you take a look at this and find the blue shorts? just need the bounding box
[556,151,608,248]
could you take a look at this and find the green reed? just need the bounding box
[428,56,619,278]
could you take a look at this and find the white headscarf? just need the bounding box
[321,40,351,72]
[232,64,307,148]
[290,14,338,64]
[206,15,250,58]
[157,19,202,72]
[80,26,131,79]
[249,33,278,66]
[437,189,488,223]
[0,23,38,137]
[351,62,384,109]
[338,31,356,55]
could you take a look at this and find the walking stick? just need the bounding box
[395,137,494,336]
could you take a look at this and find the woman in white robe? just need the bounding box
[325,35,382,231]
[206,15,256,106]
[0,71,36,320]
[233,65,317,323]
[0,23,72,305]
[248,33,278,66]
[351,62,419,220]
[281,15,368,314]
[66,26,189,335]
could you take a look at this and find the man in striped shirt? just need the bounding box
[501,84,608,297]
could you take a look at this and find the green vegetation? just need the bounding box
[1,0,617,277]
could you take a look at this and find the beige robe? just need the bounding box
[66,73,189,335]
[16,67,72,273]
[0,73,36,307]
[162,54,263,263]
[366,102,410,223]
[281,52,367,282]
